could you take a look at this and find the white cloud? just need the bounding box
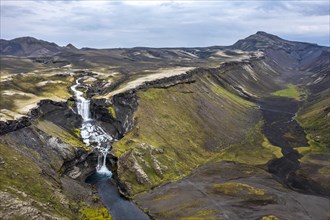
[1,0,329,47]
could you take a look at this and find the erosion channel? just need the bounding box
[71,78,150,220]
[260,97,327,196]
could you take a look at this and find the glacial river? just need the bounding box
[71,78,150,220]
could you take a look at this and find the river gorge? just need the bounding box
[1,31,329,219]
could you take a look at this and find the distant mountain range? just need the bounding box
[0,37,76,57]
[0,31,327,57]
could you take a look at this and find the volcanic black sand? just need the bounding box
[134,161,329,220]
[259,97,327,196]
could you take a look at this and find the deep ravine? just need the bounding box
[71,77,150,220]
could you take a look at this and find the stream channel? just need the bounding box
[260,97,325,196]
[71,78,150,220]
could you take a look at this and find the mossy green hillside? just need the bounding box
[271,84,304,100]
[297,95,330,152]
[210,182,276,203]
[0,143,74,218]
[294,87,330,192]
[113,74,260,194]
[35,119,87,149]
[79,207,112,220]
[217,121,282,166]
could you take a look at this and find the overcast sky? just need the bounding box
[1,0,329,48]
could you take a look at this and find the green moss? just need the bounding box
[217,121,282,166]
[79,207,111,220]
[207,77,255,107]
[271,84,303,100]
[296,95,330,152]
[36,120,89,150]
[212,182,266,196]
[211,182,275,203]
[107,106,116,118]
[181,209,218,220]
[68,100,75,108]
[73,128,81,138]
[0,143,74,218]
[262,137,283,158]
[261,215,280,220]
[318,166,330,178]
[294,86,330,189]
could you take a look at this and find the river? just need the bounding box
[71,78,150,220]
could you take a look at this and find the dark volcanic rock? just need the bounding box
[37,100,82,131]
[231,31,320,52]
[0,99,82,136]
[0,117,31,135]
[91,91,138,140]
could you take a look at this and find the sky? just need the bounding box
[1,0,329,48]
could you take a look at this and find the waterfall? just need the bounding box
[77,99,91,122]
[71,78,112,177]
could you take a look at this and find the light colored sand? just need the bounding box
[2,90,37,97]
[210,50,264,61]
[214,51,232,57]
[36,80,65,87]
[101,67,194,98]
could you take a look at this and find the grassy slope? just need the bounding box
[0,142,74,218]
[113,74,282,195]
[295,86,330,190]
[297,89,330,150]
[271,83,303,100]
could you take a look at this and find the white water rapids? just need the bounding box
[71,78,113,177]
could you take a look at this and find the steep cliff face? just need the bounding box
[0,100,111,219]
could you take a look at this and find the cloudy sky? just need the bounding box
[1,0,329,48]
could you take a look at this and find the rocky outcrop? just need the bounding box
[0,191,66,220]
[0,117,31,135]
[0,99,82,136]
[0,96,111,218]
[91,91,138,139]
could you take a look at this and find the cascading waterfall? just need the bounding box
[71,78,113,177]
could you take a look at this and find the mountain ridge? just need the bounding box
[0,36,77,57]
[1,32,327,57]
